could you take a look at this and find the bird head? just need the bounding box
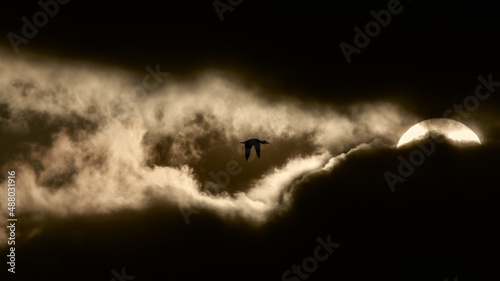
[260,140,270,144]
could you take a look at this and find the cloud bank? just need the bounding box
[0,50,418,241]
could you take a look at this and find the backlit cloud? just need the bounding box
[0,50,419,244]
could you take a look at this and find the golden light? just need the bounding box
[397,118,481,148]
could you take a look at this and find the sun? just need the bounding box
[397,118,481,148]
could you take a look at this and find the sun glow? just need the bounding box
[397,118,481,148]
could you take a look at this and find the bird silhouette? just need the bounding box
[240,139,270,161]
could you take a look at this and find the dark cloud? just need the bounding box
[3,140,497,280]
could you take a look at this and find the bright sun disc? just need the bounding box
[397,118,481,148]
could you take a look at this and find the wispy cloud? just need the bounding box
[0,50,418,243]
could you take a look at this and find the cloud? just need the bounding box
[0,49,418,244]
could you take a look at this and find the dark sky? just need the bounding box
[0,0,499,280]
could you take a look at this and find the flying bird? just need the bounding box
[240,139,270,161]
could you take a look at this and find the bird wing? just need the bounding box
[255,142,261,158]
[244,143,252,161]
